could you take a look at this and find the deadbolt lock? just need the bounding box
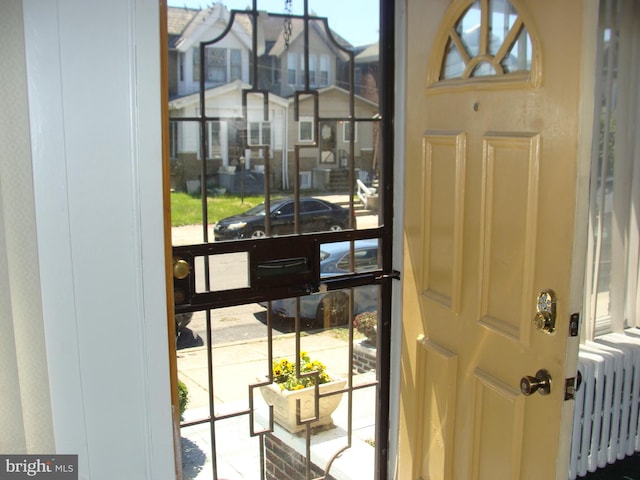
[534,311,553,332]
[535,289,556,334]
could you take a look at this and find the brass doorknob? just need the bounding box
[173,258,190,280]
[520,369,552,396]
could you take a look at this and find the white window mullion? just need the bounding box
[585,0,640,339]
[626,14,640,328]
[586,0,620,339]
[628,176,640,328]
[593,2,613,337]
[612,0,637,331]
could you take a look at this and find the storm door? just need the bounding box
[166,1,394,478]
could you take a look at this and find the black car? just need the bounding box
[213,197,350,241]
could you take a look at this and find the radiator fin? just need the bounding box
[569,329,640,479]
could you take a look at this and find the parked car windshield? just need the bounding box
[242,200,289,217]
[242,204,268,216]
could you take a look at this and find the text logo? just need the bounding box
[0,455,77,479]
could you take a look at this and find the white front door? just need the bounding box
[398,1,588,478]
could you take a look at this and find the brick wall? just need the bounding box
[353,342,376,374]
[265,433,336,480]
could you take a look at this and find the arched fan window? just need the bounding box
[430,0,539,88]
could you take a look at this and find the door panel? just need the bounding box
[400,1,584,479]
[479,133,540,343]
[421,132,466,312]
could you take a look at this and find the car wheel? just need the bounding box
[315,291,350,328]
[250,229,267,238]
[328,224,343,232]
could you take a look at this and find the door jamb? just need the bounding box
[159,1,183,478]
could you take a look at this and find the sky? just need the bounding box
[167,0,380,46]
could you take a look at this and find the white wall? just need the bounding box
[0,0,55,454]
[23,0,175,478]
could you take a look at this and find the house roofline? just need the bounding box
[267,16,352,61]
[286,84,379,109]
[169,80,289,109]
[174,4,252,52]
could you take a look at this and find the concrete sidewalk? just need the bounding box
[177,331,378,480]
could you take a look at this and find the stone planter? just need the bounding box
[259,377,346,433]
[364,193,379,211]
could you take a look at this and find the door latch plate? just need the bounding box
[564,377,576,401]
[569,312,580,337]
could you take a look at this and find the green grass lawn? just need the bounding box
[170,191,265,227]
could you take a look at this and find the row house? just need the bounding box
[167,3,380,193]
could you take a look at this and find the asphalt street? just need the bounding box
[172,208,379,349]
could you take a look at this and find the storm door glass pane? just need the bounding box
[169,1,385,477]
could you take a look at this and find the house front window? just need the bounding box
[287,53,297,85]
[230,48,241,81]
[206,47,227,83]
[207,121,221,159]
[355,68,362,92]
[298,117,314,142]
[342,121,357,143]
[192,48,200,83]
[300,54,305,86]
[287,53,327,88]
[273,57,280,85]
[319,54,329,86]
[309,54,317,86]
[249,121,272,157]
[192,47,241,85]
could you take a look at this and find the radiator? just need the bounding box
[568,330,640,479]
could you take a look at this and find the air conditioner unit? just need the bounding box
[299,171,312,190]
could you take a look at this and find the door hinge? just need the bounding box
[569,312,580,337]
[564,377,576,401]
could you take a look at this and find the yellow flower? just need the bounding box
[271,353,331,391]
